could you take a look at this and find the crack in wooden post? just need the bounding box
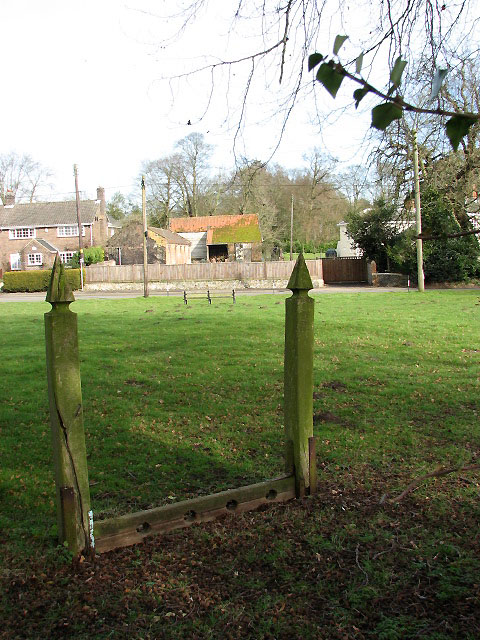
[284,254,315,497]
[44,255,92,556]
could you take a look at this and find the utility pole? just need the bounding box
[141,175,149,298]
[73,164,84,290]
[412,131,425,292]
[289,194,294,261]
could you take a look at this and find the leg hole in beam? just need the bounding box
[136,522,151,533]
[226,500,238,511]
[266,489,277,500]
[184,510,197,522]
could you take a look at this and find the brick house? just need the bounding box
[169,214,262,262]
[0,187,120,274]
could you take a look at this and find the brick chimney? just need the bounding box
[4,189,15,207]
[93,186,108,246]
[96,186,106,215]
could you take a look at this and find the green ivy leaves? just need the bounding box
[333,35,348,56]
[308,53,323,72]
[371,103,403,130]
[430,68,448,100]
[316,63,345,98]
[390,57,407,88]
[445,115,477,151]
[353,87,369,109]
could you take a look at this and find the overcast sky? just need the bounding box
[2,0,379,203]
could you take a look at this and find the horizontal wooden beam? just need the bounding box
[94,475,295,553]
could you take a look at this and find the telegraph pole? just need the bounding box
[73,164,84,290]
[412,131,425,292]
[141,175,149,298]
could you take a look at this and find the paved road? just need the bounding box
[0,285,420,302]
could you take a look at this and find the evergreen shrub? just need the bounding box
[70,246,104,268]
[3,269,82,293]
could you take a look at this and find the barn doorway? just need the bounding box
[208,244,228,262]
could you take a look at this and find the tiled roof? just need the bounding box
[34,238,60,252]
[149,227,191,245]
[0,200,99,227]
[206,215,262,244]
[170,214,259,233]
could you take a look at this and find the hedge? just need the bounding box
[2,269,83,293]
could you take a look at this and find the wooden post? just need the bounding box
[73,164,84,290]
[142,175,149,298]
[284,253,315,497]
[289,193,294,261]
[44,255,92,555]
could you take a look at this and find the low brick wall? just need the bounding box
[84,277,324,292]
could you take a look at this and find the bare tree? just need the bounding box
[292,150,349,244]
[141,132,215,224]
[142,154,183,226]
[144,0,477,161]
[0,152,53,204]
[174,132,213,217]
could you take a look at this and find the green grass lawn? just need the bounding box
[283,252,323,260]
[1,290,479,638]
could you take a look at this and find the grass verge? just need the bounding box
[1,290,479,638]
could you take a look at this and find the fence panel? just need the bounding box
[85,259,324,284]
[321,257,367,283]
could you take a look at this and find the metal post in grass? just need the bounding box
[44,255,92,556]
[284,253,316,497]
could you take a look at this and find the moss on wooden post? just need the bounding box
[284,254,315,497]
[44,255,92,555]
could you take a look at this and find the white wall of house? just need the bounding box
[336,222,362,257]
[177,232,207,260]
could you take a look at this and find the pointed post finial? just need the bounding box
[287,252,313,292]
[46,254,75,304]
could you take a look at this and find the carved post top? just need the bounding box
[46,254,76,305]
[287,253,313,293]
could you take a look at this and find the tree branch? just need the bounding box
[391,463,480,502]
[417,227,480,240]
[169,39,288,81]
[332,61,480,121]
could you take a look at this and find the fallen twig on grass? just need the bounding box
[391,464,480,502]
[355,543,369,585]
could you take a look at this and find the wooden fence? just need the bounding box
[85,260,323,283]
[321,257,368,284]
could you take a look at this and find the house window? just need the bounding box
[9,228,35,239]
[28,253,43,266]
[10,253,21,270]
[60,251,75,264]
[57,225,86,237]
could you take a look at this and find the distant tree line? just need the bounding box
[106,133,350,255]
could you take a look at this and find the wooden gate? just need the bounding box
[322,257,368,284]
